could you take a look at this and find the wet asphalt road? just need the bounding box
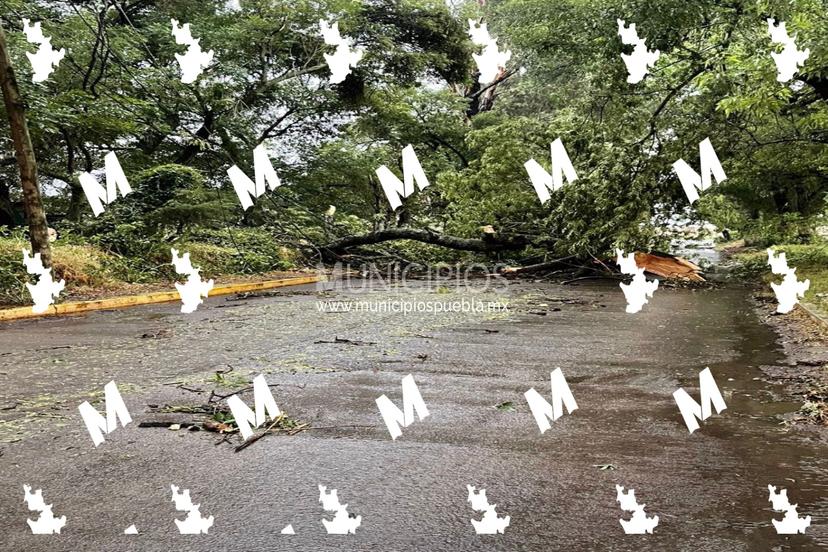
[0,280,826,551]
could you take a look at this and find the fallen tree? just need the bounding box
[501,256,578,276]
[321,227,533,261]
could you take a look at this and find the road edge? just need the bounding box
[0,275,322,322]
[798,301,828,330]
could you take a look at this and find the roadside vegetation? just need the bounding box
[728,243,828,312]
[0,226,298,304]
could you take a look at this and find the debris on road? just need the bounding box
[140,329,173,339]
[234,414,309,453]
[795,384,828,425]
[314,336,377,346]
[138,401,307,450]
[495,401,516,412]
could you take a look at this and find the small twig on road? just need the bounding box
[138,420,200,429]
[234,419,310,453]
[314,336,376,346]
[561,276,623,285]
[161,382,204,394]
[307,424,376,430]
[207,383,305,404]
[214,434,233,446]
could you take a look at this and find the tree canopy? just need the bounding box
[0,0,826,271]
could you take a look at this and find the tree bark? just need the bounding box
[0,24,52,266]
[322,227,531,260]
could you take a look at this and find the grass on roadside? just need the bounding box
[0,233,300,306]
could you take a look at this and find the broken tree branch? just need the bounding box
[501,256,577,276]
[321,227,532,260]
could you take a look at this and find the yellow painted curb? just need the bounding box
[0,275,322,322]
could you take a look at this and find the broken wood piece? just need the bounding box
[632,251,705,282]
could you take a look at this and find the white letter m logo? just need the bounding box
[227,145,282,210]
[78,380,132,447]
[78,152,132,217]
[672,138,727,204]
[524,368,579,434]
[375,145,430,211]
[523,138,578,204]
[376,374,429,440]
[673,367,727,433]
[226,375,282,441]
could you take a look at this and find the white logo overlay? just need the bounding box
[23,485,66,534]
[524,368,579,434]
[524,138,578,204]
[617,19,660,84]
[171,19,214,84]
[767,19,809,83]
[616,485,659,534]
[767,249,809,314]
[673,367,727,433]
[616,249,658,314]
[22,249,65,314]
[227,145,283,210]
[467,485,510,535]
[21,19,65,83]
[376,144,430,210]
[376,374,429,440]
[78,380,132,447]
[672,138,727,204]
[468,20,512,84]
[171,248,214,313]
[768,484,811,534]
[78,151,132,217]
[226,374,281,441]
[171,485,214,534]
[319,485,362,535]
[319,20,364,84]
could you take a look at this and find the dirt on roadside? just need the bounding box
[753,291,828,435]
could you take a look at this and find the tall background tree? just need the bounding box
[0,22,52,265]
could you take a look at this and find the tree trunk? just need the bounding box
[65,180,86,222]
[321,227,532,261]
[0,24,52,266]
